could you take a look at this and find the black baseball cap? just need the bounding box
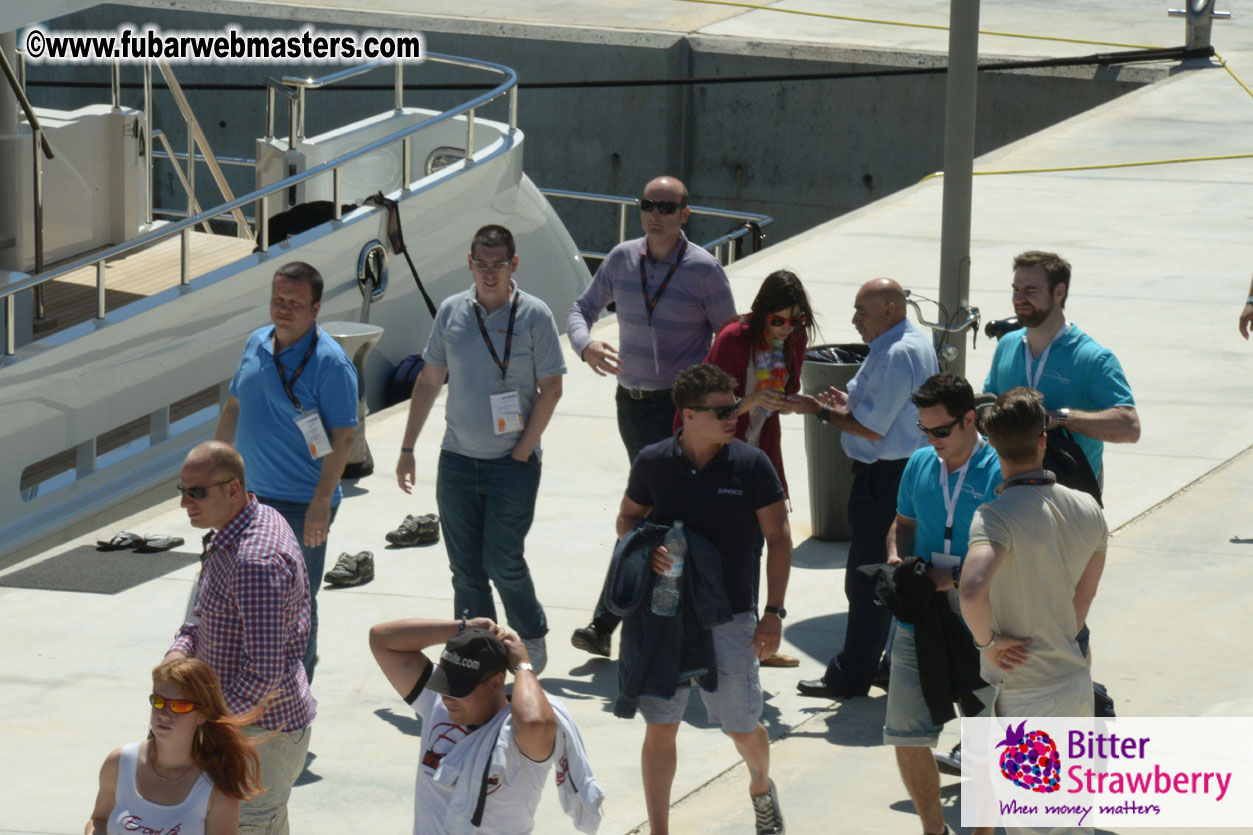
[427,628,509,698]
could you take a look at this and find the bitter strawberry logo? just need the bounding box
[997,720,1062,793]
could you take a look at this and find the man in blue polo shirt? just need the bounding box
[217,260,358,682]
[984,250,1139,490]
[792,278,938,699]
[396,224,566,674]
[885,374,998,835]
[618,363,791,835]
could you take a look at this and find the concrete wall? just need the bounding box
[28,4,1149,252]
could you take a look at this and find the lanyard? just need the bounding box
[1022,321,1070,389]
[272,327,318,411]
[472,291,521,381]
[639,240,687,326]
[939,436,982,554]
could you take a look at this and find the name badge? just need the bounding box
[930,551,961,571]
[294,409,333,459]
[490,390,524,435]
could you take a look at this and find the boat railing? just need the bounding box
[538,188,773,266]
[2,51,518,359]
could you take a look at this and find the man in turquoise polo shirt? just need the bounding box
[885,374,998,835]
[984,250,1140,489]
[217,261,359,682]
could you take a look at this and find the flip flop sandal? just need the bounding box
[135,534,186,553]
[97,531,142,551]
[760,653,800,668]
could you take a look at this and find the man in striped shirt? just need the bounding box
[566,175,736,658]
[166,441,315,835]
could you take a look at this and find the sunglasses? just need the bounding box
[766,314,808,328]
[150,694,199,714]
[917,417,962,439]
[176,480,232,500]
[638,199,684,215]
[689,400,740,420]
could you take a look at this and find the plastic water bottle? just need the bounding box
[650,520,686,616]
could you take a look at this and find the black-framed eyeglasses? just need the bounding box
[689,400,740,420]
[177,480,233,500]
[638,198,683,215]
[916,417,961,438]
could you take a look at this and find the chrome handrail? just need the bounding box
[539,187,773,265]
[2,51,519,357]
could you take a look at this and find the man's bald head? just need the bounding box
[185,440,246,487]
[851,278,908,343]
[180,441,249,530]
[643,176,689,205]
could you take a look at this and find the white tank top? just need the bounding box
[108,741,214,835]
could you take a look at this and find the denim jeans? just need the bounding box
[823,457,907,693]
[436,450,547,639]
[255,495,338,683]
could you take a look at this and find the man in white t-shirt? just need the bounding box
[369,617,557,834]
[960,386,1108,721]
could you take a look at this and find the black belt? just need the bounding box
[851,458,908,474]
[619,385,672,401]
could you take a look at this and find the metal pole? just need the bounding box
[394,62,403,112]
[144,62,153,225]
[181,226,191,284]
[402,136,411,189]
[265,86,275,141]
[111,60,120,109]
[333,167,342,220]
[96,261,107,319]
[465,107,475,163]
[936,0,981,377]
[186,122,195,220]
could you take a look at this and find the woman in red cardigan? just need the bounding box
[701,269,816,666]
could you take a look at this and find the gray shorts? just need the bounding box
[637,611,764,734]
[883,625,994,747]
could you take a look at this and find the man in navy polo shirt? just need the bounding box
[217,261,358,682]
[618,363,792,835]
[884,374,998,835]
[396,224,566,675]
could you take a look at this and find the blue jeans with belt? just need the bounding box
[436,450,548,639]
[823,457,907,694]
[255,495,338,684]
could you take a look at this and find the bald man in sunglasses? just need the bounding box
[566,175,735,658]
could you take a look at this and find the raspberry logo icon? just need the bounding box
[997,720,1061,793]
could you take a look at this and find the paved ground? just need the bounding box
[4,1,1253,833]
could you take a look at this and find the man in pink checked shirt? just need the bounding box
[165,440,315,835]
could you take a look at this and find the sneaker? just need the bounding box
[522,637,547,675]
[750,779,784,834]
[570,622,611,658]
[934,742,961,776]
[385,513,439,547]
[324,551,375,586]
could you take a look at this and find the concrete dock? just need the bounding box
[3,1,1253,833]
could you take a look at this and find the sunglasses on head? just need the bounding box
[150,694,198,714]
[689,400,740,420]
[638,198,683,215]
[176,480,232,500]
[766,313,808,328]
[916,417,961,438]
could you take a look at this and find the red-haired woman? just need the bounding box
[87,658,263,835]
[700,269,816,666]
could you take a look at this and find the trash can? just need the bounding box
[802,344,868,541]
[322,321,384,479]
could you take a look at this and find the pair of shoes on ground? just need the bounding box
[385,513,439,546]
[934,742,961,776]
[97,532,185,553]
[324,551,375,586]
[751,779,785,834]
[570,622,612,658]
[795,678,868,699]
[522,637,547,675]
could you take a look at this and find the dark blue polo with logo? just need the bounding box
[626,433,785,614]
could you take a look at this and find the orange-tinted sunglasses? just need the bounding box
[150,693,199,714]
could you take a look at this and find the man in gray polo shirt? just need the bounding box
[396,224,566,673]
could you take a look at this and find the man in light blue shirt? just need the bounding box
[395,225,566,674]
[792,278,938,699]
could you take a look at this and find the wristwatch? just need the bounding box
[512,662,535,675]
[818,405,831,424]
[974,633,998,651]
[764,605,787,620]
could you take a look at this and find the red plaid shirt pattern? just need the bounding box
[170,496,316,731]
